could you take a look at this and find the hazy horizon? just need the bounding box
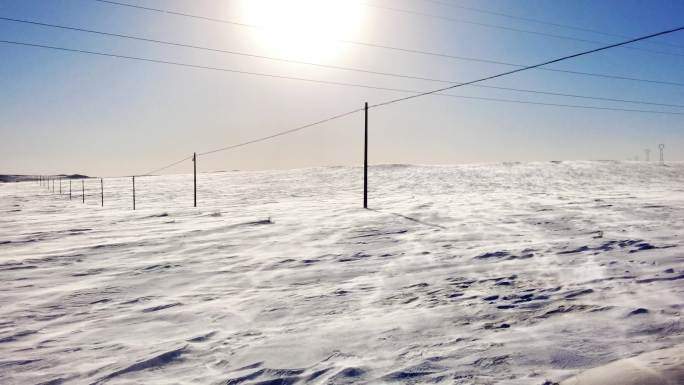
[4,158,684,179]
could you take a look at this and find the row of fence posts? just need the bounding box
[34,102,372,210]
[37,175,169,210]
[38,175,101,206]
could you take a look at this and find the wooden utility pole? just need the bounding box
[82,180,85,203]
[364,102,368,209]
[132,176,136,210]
[193,152,197,208]
[101,178,104,207]
[69,179,72,200]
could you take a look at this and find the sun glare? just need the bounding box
[242,0,364,62]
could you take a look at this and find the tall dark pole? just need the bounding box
[193,152,197,208]
[69,179,72,200]
[132,176,136,210]
[82,180,85,204]
[363,102,368,209]
[101,178,104,207]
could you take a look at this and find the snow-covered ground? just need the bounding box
[1,161,683,385]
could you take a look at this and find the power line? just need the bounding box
[467,85,684,109]
[95,0,684,58]
[432,93,684,115]
[370,25,684,108]
[195,23,684,159]
[140,155,193,176]
[2,39,683,116]
[415,0,684,51]
[361,1,684,58]
[196,97,684,160]
[8,17,684,92]
[4,16,683,109]
[87,0,684,88]
[3,27,683,168]
[198,109,364,156]
[0,40,416,91]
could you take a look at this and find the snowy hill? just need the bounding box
[1,161,682,384]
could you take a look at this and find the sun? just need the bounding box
[242,0,365,62]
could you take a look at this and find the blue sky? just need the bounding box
[1,0,683,176]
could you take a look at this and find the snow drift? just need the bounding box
[1,161,682,384]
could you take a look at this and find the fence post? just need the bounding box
[133,176,136,210]
[193,152,197,208]
[82,180,85,204]
[69,179,72,200]
[364,102,368,209]
[101,178,104,207]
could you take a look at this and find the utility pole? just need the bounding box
[132,176,136,210]
[193,152,197,208]
[363,102,368,209]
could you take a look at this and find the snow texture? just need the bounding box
[1,161,683,384]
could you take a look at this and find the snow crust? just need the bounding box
[1,161,683,384]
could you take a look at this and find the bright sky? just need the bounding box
[1,0,683,176]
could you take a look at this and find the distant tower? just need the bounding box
[659,144,665,165]
[644,149,650,162]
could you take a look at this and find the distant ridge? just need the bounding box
[0,174,89,183]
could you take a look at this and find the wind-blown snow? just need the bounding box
[1,161,683,385]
